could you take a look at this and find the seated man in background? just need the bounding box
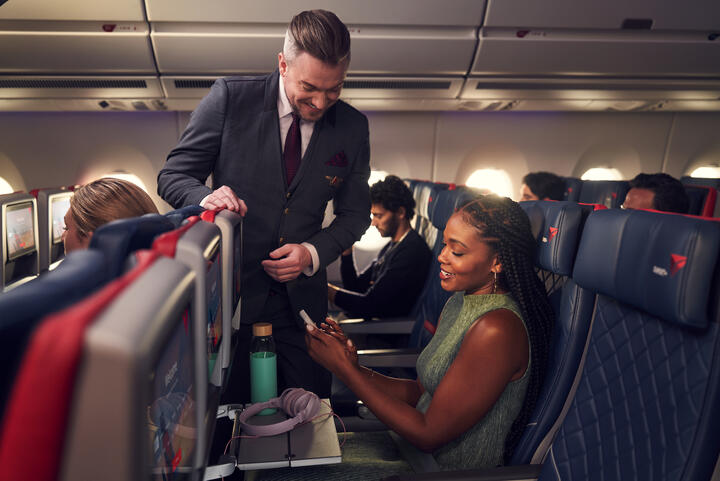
[328,175,432,319]
[62,177,159,253]
[519,171,565,201]
[622,173,689,214]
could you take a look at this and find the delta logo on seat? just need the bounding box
[652,253,687,277]
[542,226,558,243]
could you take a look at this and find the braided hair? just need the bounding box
[458,195,554,463]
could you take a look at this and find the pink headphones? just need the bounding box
[236,388,321,436]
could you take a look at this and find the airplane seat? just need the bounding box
[577,180,629,209]
[29,187,73,272]
[165,204,205,227]
[0,249,109,422]
[510,201,596,465]
[538,208,720,481]
[151,216,226,471]
[680,176,720,189]
[60,255,204,481]
[408,186,480,348]
[0,192,40,291]
[88,214,175,279]
[411,181,447,248]
[0,250,165,481]
[562,177,583,202]
[198,208,243,380]
[683,184,718,217]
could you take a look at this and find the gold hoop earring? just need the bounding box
[492,271,497,294]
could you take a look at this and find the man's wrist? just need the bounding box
[301,242,319,276]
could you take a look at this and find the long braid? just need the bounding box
[459,195,554,463]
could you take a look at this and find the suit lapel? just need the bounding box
[260,71,286,195]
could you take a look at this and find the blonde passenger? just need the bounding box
[62,178,158,253]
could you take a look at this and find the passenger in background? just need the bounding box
[519,171,565,201]
[328,175,432,319]
[62,178,158,254]
[307,195,554,470]
[622,173,689,214]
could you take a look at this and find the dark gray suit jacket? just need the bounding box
[157,71,371,326]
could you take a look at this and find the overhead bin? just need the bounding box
[471,29,720,77]
[147,0,482,76]
[483,0,720,31]
[144,0,485,26]
[473,0,720,78]
[0,0,155,74]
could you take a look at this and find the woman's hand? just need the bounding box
[305,320,358,378]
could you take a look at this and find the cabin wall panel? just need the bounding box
[664,113,720,179]
[0,112,179,212]
[0,110,715,217]
[431,111,673,196]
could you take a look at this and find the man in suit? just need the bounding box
[328,175,432,319]
[157,9,370,401]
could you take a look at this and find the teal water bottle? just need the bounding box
[249,322,277,415]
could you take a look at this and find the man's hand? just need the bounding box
[262,243,312,282]
[202,185,248,216]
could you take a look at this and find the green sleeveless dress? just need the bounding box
[415,292,530,469]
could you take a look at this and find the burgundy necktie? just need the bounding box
[284,113,301,186]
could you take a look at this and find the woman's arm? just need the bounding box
[307,308,528,452]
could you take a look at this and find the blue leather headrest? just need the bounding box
[563,177,583,201]
[573,209,720,329]
[578,180,629,209]
[165,205,205,227]
[429,188,479,230]
[520,201,584,276]
[89,214,174,278]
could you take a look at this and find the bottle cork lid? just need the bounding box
[253,322,272,337]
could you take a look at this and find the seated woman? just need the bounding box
[62,178,158,254]
[306,194,553,470]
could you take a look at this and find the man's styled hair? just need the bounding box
[628,173,690,214]
[370,175,416,221]
[522,171,565,201]
[283,10,351,65]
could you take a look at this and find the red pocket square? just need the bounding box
[326,151,348,167]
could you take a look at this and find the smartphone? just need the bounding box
[299,310,317,329]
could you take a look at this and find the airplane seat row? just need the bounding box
[0,206,244,481]
[387,208,720,481]
[0,248,109,420]
[564,176,720,217]
[681,176,720,217]
[511,201,596,465]
[538,208,720,481]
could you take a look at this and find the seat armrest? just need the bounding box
[339,317,416,335]
[358,348,421,368]
[383,464,542,481]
